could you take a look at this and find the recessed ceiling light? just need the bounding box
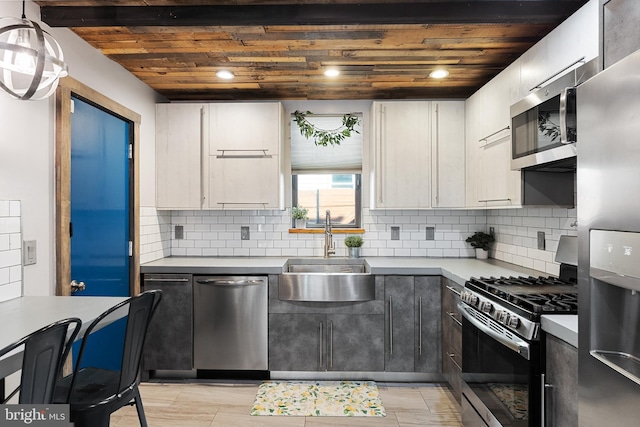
[429,69,449,79]
[216,70,235,79]
[324,68,340,77]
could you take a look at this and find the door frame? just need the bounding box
[54,77,141,296]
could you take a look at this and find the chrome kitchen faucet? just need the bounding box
[324,209,335,258]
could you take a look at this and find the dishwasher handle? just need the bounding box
[195,278,265,286]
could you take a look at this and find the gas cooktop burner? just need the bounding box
[467,275,578,317]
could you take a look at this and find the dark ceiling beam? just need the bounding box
[40,1,589,27]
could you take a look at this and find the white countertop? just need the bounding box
[541,315,578,348]
[141,256,576,343]
[140,256,542,286]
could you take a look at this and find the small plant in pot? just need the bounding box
[291,206,308,228]
[344,235,364,258]
[465,231,494,260]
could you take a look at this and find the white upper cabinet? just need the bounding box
[464,0,597,209]
[156,103,206,210]
[371,100,465,209]
[205,102,284,210]
[208,102,282,155]
[431,101,465,208]
[518,0,598,98]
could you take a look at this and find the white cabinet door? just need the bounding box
[372,101,431,209]
[205,102,284,210]
[479,137,521,208]
[209,102,282,155]
[207,156,281,209]
[431,101,465,208]
[156,103,206,210]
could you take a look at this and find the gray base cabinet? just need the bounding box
[384,275,442,373]
[142,274,193,371]
[269,313,325,371]
[441,278,463,402]
[268,274,384,372]
[415,276,442,373]
[385,276,416,372]
[544,334,578,427]
[268,313,384,372]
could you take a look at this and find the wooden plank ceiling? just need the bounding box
[37,1,590,101]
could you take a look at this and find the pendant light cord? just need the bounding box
[21,0,26,20]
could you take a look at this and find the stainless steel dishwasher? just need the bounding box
[193,276,268,370]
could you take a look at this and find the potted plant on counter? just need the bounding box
[344,235,364,258]
[291,206,308,229]
[465,231,494,259]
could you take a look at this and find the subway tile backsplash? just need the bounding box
[0,200,22,302]
[140,206,577,275]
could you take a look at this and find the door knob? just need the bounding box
[70,280,86,293]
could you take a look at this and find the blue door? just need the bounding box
[70,96,132,369]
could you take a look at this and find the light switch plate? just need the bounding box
[23,240,36,266]
[537,231,546,250]
[391,226,400,240]
[425,227,435,240]
[241,226,250,240]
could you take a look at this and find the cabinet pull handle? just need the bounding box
[377,104,384,205]
[143,278,190,283]
[529,56,585,91]
[418,296,423,356]
[329,321,333,369]
[478,198,511,203]
[434,103,440,206]
[200,106,206,207]
[448,352,462,371]
[447,311,462,327]
[541,373,554,427]
[217,202,268,208]
[445,285,461,297]
[319,321,324,369]
[478,126,510,145]
[389,295,393,355]
[216,149,272,158]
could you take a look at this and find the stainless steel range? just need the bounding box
[459,244,577,427]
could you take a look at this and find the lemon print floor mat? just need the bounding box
[250,380,386,417]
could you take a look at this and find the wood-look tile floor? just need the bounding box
[111,381,462,426]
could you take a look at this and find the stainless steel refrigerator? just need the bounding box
[578,48,640,426]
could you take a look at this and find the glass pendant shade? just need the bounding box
[0,17,68,100]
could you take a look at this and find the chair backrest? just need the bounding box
[1,317,82,404]
[68,290,162,398]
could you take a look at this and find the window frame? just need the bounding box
[291,173,362,229]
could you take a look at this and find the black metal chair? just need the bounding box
[1,317,82,404]
[54,290,162,427]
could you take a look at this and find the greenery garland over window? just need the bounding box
[293,110,361,146]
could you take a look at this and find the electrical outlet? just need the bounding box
[175,225,184,240]
[489,227,495,236]
[391,226,400,240]
[537,231,546,250]
[425,227,435,240]
[241,226,250,240]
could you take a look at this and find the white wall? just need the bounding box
[0,1,163,296]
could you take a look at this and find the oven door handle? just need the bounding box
[458,303,530,360]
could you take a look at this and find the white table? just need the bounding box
[0,296,127,379]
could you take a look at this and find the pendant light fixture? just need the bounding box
[0,1,68,100]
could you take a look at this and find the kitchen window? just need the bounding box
[290,113,363,228]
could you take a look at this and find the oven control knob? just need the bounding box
[468,294,479,306]
[507,316,520,329]
[480,301,493,314]
[497,311,509,324]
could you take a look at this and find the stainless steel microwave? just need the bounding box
[510,71,577,170]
